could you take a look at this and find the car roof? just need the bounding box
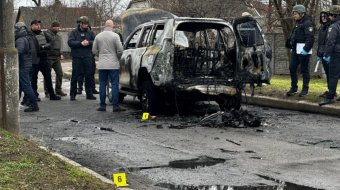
[136,17,230,28]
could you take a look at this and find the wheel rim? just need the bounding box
[141,89,149,112]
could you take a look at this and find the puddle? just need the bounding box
[169,157,226,169]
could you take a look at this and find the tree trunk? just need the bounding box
[0,0,20,134]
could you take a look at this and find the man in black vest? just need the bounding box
[286,5,315,97]
[68,16,96,100]
[319,5,340,106]
[30,19,61,101]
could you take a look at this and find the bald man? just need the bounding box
[92,20,125,112]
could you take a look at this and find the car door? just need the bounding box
[120,26,152,90]
[231,16,270,84]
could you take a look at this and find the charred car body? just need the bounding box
[117,9,271,115]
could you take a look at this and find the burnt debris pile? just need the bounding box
[200,109,261,128]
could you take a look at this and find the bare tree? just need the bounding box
[82,0,125,23]
[32,0,41,6]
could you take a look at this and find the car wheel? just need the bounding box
[216,91,241,111]
[140,80,161,115]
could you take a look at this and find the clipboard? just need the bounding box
[296,43,312,54]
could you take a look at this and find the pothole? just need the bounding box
[169,156,226,169]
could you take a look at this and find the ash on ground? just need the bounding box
[200,109,262,128]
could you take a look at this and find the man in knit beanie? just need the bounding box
[44,20,67,97]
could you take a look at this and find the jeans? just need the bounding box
[98,69,119,108]
[19,67,38,107]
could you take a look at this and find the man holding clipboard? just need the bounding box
[285,5,315,97]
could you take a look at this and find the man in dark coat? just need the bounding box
[68,16,96,100]
[317,9,332,98]
[30,19,61,101]
[15,22,39,112]
[319,5,340,106]
[286,5,315,97]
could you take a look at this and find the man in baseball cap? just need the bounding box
[30,20,41,25]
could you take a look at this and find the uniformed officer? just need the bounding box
[286,5,315,97]
[317,9,332,98]
[68,16,96,100]
[44,20,67,97]
[319,5,340,106]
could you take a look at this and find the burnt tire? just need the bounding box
[216,91,241,111]
[140,80,161,115]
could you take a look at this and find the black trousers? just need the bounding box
[31,59,55,96]
[70,57,93,96]
[289,52,311,91]
[326,55,340,99]
[78,56,96,91]
[321,59,330,88]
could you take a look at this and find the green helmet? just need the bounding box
[321,9,329,14]
[78,16,90,24]
[329,5,340,15]
[292,5,306,13]
[15,22,26,29]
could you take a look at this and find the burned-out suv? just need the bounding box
[117,11,271,115]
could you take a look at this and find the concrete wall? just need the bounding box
[265,32,323,77]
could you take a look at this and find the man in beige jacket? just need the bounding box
[92,20,124,112]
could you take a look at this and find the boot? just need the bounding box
[70,95,76,101]
[24,105,39,112]
[92,89,99,94]
[319,98,335,106]
[50,94,61,100]
[299,90,308,97]
[77,89,82,94]
[286,88,297,96]
[56,91,67,96]
[86,92,96,100]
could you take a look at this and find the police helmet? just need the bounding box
[14,22,26,33]
[329,5,340,15]
[78,16,90,24]
[292,5,306,13]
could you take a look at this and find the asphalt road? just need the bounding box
[19,76,340,190]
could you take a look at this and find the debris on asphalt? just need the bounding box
[200,109,261,128]
[95,126,115,132]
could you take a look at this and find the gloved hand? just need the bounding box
[323,56,331,63]
[290,49,293,53]
[301,49,308,55]
[317,57,321,61]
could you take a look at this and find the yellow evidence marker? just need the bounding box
[142,112,149,120]
[113,173,129,187]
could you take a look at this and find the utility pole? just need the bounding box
[0,0,19,134]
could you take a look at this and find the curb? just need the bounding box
[39,146,133,190]
[242,94,340,117]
